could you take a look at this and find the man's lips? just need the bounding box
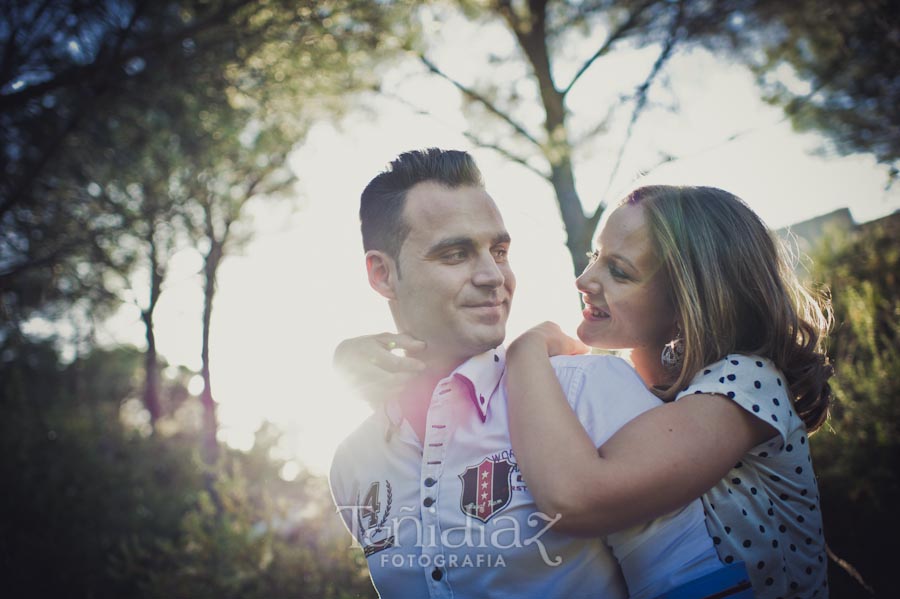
[463,298,507,309]
[463,300,508,319]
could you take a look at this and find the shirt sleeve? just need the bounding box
[550,354,662,447]
[328,443,357,536]
[677,354,796,446]
[550,355,723,599]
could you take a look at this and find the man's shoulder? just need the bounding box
[330,410,386,472]
[541,354,662,449]
[550,353,639,381]
[548,353,660,411]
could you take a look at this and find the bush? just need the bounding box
[808,215,900,597]
[0,340,374,599]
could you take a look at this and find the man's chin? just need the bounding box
[473,329,506,353]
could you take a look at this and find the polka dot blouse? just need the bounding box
[677,354,828,599]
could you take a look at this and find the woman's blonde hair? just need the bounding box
[624,185,833,433]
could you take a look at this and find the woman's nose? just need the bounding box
[575,260,602,295]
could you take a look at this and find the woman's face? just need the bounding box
[576,202,676,354]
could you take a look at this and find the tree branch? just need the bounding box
[600,0,684,204]
[585,200,607,242]
[827,543,876,597]
[0,0,250,112]
[562,0,658,97]
[632,70,833,181]
[637,114,789,178]
[572,101,618,148]
[372,85,546,179]
[0,236,87,283]
[462,131,550,180]
[420,54,543,150]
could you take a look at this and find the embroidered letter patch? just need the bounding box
[356,480,395,556]
[459,457,514,523]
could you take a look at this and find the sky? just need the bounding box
[96,17,900,477]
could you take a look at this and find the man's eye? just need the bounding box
[443,250,467,261]
[493,247,509,260]
[586,250,600,264]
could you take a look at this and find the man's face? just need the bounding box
[389,182,515,367]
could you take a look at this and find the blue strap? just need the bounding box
[653,561,754,599]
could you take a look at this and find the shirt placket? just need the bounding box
[419,378,455,598]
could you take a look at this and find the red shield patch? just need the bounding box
[459,457,515,523]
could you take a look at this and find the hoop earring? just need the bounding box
[661,325,684,370]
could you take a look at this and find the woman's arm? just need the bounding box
[506,325,776,536]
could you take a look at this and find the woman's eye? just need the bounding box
[609,263,629,280]
[586,250,600,264]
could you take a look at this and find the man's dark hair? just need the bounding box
[360,148,484,261]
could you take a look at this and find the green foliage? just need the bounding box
[0,339,374,599]
[126,428,374,599]
[1,0,418,435]
[700,0,900,179]
[808,215,900,596]
[0,0,414,330]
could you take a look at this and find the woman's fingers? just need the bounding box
[369,333,426,372]
[375,332,427,353]
[369,347,426,373]
[530,322,589,356]
[333,333,427,406]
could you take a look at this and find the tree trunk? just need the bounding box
[200,239,223,465]
[141,231,163,430]
[549,158,593,277]
[141,309,161,429]
[508,0,595,278]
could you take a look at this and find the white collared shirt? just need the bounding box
[330,348,721,599]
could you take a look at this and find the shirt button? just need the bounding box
[424,478,437,487]
[431,567,443,581]
[423,497,435,508]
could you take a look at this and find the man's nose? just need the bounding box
[472,252,505,288]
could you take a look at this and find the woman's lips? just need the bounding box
[582,304,610,321]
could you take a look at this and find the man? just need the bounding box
[329,148,725,598]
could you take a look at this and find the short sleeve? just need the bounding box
[677,354,796,447]
[328,444,356,533]
[551,354,662,447]
[551,355,722,599]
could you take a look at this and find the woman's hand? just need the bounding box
[333,333,426,406]
[510,322,589,358]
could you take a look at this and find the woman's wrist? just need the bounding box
[508,330,552,360]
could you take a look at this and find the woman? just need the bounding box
[337,186,833,598]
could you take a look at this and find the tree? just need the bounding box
[147,0,414,464]
[807,214,900,596]
[1,0,256,307]
[1,0,414,441]
[0,0,410,318]
[181,107,298,465]
[386,0,898,279]
[0,338,374,598]
[733,0,900,181]
[401,0,795,276]
[408,0,671,275]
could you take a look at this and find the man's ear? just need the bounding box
[366,250,398,299]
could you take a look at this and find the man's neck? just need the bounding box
[396,355,469,442]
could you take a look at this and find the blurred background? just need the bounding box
[2,1,897,597]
